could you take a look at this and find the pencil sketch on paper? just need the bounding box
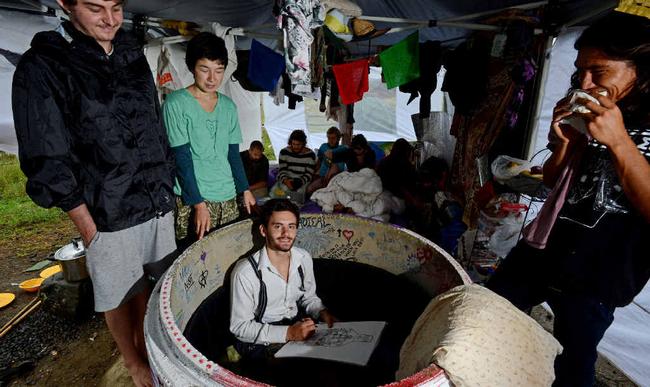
[308,327,373,347]
[275,321,386,366]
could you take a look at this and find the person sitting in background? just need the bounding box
[241,140,270,199]
[307,126,347,194]
[270,130,316,203]
[329,134,376,173]
[163,32,255,247]
[377,139,421,210]
[419,156,449,195]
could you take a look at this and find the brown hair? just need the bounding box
[326,126,341,139]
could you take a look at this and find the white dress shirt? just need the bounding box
[230,246,325,344]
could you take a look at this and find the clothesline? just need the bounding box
[142,0,550,47]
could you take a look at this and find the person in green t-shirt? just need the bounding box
[163,32,256,247]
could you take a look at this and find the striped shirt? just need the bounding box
[277,147,316,186]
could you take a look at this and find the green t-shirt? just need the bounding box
[163,89,243,202]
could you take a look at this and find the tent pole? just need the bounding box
[0,1,50,14]
[437,21,500,31]
[360,16,503,32]
[445,1,548,22]
[524,34,554,160]
[361,1,548,26]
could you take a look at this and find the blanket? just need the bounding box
[310,168,403,221]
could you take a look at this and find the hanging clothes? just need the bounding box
[232,50,267,92]
[156,45,185,97]
[275,0,325,96]
[448,21,542,227]
[311,27,326,90]
[399,40,442,118]
[248,39,286,92]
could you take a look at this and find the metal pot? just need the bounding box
[53,239,89,282]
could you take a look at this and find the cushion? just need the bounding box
[397,284,562,386]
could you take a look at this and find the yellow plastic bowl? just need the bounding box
[0,293,15,309]
[40,265,62,279]
[19,278,44,293]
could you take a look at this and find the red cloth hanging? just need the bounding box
[332,58,369,105]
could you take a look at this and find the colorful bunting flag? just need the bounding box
[379,31,420,89]
[332,58,370,105]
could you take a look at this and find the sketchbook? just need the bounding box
[274,321,386,366]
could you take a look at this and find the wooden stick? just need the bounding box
[0,299,42,339]
[0,296,39,333]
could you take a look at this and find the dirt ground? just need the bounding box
[0,218,119,386]
[0,217,639,386]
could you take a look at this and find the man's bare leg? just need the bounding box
[104,291,152,387]
[131,288,151,360]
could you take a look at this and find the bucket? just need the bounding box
[53,239,89,282]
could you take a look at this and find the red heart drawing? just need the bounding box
[343,230,354,241]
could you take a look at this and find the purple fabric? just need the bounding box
[300,200,322,213]
[523,143,586,249]
[268,165,279,187]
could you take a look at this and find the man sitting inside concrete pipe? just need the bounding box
[182,199,436,385]
[229,199,337,375]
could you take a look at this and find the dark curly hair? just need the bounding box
[572,11,650,126]
[260,199,300,228]
[288,129,307,145]
[185,32,228,72]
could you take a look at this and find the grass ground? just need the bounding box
[261,126,276,161]
[0,152,70,256]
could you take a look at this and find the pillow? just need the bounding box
[397,284,562,386]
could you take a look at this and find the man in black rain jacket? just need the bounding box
[12,1,176,386]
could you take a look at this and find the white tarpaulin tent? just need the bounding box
[0,0,609,155]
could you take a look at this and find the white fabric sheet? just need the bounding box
[598,283,650,386]
[528,28,583,159]
[0,10,60,154]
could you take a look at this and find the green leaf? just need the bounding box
[24,260,53,272]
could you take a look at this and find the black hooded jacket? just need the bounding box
[12,22,175,232]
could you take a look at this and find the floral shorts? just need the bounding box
[174,197,239,240]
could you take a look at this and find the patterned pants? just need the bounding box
[174,197,239,241]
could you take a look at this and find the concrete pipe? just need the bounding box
[145,214,470,386]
